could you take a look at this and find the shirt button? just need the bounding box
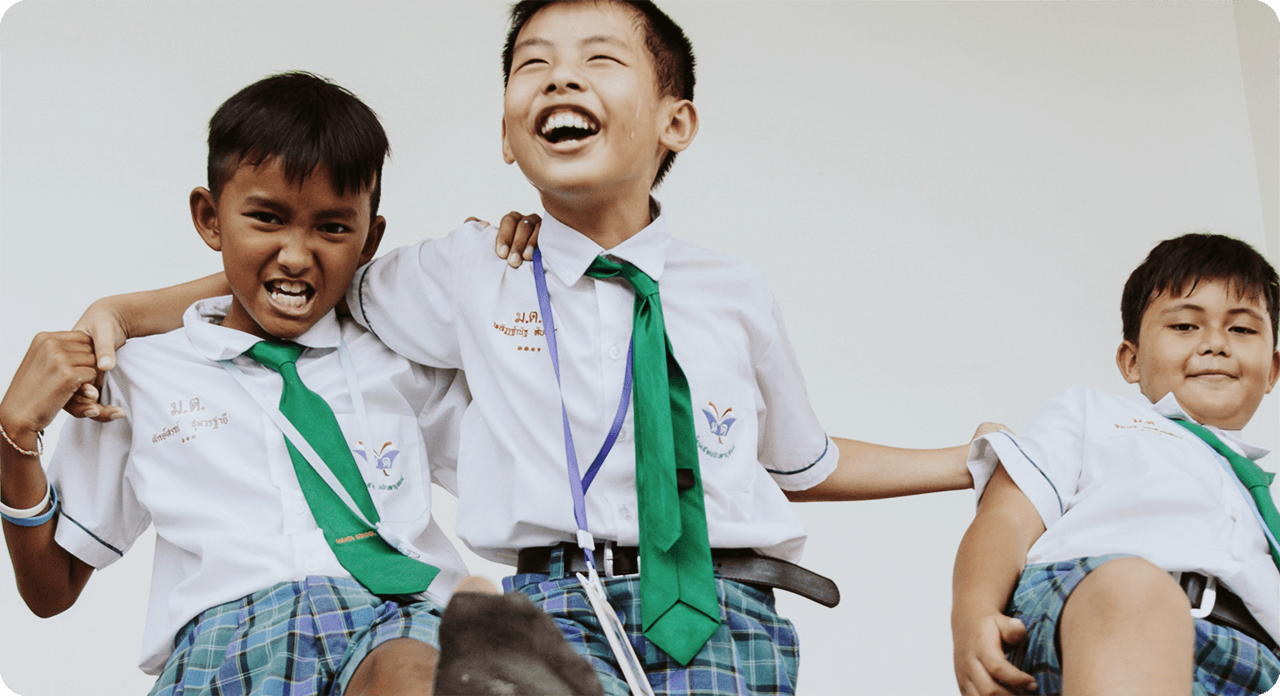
[293,501,306,514]
[304,560,319,572]
[609,345,622,360]
[619,506,633,520]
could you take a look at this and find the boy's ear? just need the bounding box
[1116,340,1142,384]
[657,99,698,155]
[1266,348,1279,394]
[359,216,387,266]
[501,117,516,165]
[190,187,222,251]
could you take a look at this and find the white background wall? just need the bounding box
[1,1,1277,694]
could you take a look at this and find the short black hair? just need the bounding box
[501,0,695,187]
[1121,233,1279,345]
[207,71,390,217]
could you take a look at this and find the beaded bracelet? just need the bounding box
[0,483,59,527]
[0,420,43,458]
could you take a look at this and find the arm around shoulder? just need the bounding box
[76,272,229,371]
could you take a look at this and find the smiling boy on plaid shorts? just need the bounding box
[952,233,1280,696]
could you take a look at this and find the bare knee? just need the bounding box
[344,637,439,696]
[1059,557,1195,696]
[1063,557,1191,626]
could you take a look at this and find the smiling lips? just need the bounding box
[268,279,313,311]
[539,107,600,144]
[1188,369,1235,380]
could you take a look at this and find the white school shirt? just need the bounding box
[967,385,1279,645]
[349,206,838,566]
[49,297,471,673]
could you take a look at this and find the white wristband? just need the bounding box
[0,482,53,519]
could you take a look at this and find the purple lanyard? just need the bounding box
[533,248,633,562]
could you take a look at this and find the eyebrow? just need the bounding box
[1159,302,1265,320]
[513,34,631,55]
[242,195,360,220]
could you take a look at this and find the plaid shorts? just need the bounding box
[1007,555,1280,696]
[150,575,444,696]
[505,560,799,696]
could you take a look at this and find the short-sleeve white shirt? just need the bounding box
[349,208,838,566]
[967,385,1279,645]
[50,297,471,673]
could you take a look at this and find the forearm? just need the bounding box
[101,272,229,338]
[952,465,1045,632]
[785,437,972,502]
[0,443,91,617]
[951,506,1029,630]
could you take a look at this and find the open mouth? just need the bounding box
[266,279,315,310]
[538,107,600,144]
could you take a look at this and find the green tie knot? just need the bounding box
[586,256,659,299]
[245,340,304,373]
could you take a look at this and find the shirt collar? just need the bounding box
[1140,391,1270,461]
[183,296,342,362]
[537,198,671,286]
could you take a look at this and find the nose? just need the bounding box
[276,229,312,275]
[1198,325,1231,356]
[543,60,584,95]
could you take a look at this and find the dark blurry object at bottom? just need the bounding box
[435,589,605,695]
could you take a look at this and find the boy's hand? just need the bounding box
[1,332,113,441]
[973,422,1009,440]
[63,300,128,422]
[72,298,128,372]
[953,612,1038,696]
[477,212,541,268]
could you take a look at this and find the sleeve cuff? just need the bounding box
[969,431,1064,527]
[768,436,840,491]
[347,262,375,333]
[54,510,124,570]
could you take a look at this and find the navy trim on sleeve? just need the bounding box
[356,265,378,338]
[765,436,830,476]
[993,430,1064,515]
[61,511,123,557]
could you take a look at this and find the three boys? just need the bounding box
[7,3,1276,696]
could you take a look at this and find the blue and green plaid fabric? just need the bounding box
[1007,555,1279,696]
[151,575,444,696]
[505,555,799,696]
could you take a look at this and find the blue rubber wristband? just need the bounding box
[1,485,59,527]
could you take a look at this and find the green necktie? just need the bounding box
[585,256,720,665]
[1173,418,1280,571]
[245,340,439,595]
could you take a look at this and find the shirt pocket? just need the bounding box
[335,413,429,523]
[686,371,758,493]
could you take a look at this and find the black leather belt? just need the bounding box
[517,544,841,608]
[1181,572,1277,654]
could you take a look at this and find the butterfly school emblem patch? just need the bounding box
[697,401,737,459]
[353,441,401,477]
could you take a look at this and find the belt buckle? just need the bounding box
[1190,575,1217,619]
[603,540,615,578]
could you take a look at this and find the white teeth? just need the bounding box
[541,111,596,135]
[269,280,310,309]
[270,290,308,308]
[275,280,306,294]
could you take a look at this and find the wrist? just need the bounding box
[0,409,44,457]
